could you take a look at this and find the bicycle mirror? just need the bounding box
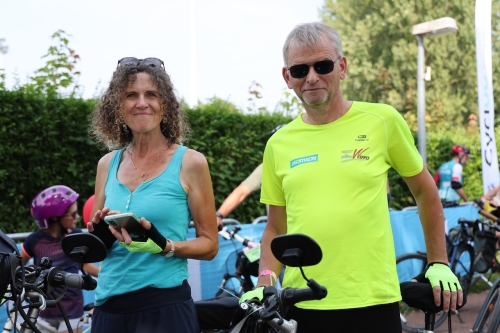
[61,233,107,263]
[271,234,322,267]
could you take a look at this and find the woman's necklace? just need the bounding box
[128,145,168,181]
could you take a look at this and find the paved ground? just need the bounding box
[402,290,490,333]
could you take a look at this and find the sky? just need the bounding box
[0,0,325,112]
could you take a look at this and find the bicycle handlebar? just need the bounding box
[219,226,260,248]
[48,267,97,290]
[279,279,328,306]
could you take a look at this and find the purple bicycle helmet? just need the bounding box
[31,185,79,229]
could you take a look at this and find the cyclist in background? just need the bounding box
[434,144,471,205]
[215,124,286,228]
[21,185,99,333]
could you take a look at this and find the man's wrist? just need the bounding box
[216,211,224,218]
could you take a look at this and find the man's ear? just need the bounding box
[282,67,293,89]
[339,56,347,80]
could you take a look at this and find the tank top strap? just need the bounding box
[106,149,125,183]
[167,145,188,173]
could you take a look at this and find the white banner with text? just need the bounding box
[476,0,499,194]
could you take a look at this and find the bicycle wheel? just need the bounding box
[476,286,500,333]
[486,290,500,333]
[451,244,474,296]
[396,253,447,332]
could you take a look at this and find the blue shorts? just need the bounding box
[92,280,199,333]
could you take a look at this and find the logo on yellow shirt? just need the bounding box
[290,154,318,168]
[341,148,370,162]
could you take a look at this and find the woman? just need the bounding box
[22,185,99,333]
[87,57,218,333]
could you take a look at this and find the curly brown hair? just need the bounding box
[91,64,190,150]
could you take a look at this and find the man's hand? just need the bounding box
[425,263,463,312]
[239,286,264,304]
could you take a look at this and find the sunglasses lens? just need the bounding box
[314,60,335,75]
[142,58,163,68]
[289,64,309,79]
[119,57,140,66]
[289,59,336,78]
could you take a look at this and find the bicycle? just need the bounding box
[215,226,262,298]
[1,232,103,333]
[470,276,500,333]
[197,233,453,333]
[196,233,328,333]
[397,208,500,332]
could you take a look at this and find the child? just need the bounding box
[21,185,98,333]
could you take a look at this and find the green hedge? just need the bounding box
[0,90,104,233]
[0,90,497,233]
[0,91,290,233]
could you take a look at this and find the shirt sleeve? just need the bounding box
[241,164,263,193]
[385,107,423,177]
[260,140,286,206]
[451,163,463,182]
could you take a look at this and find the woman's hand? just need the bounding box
[86,208,119,249]
[109,216,151,245]
[111,217,169,255]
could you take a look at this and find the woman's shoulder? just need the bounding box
[98,150,120,165]
[183,147,207,161]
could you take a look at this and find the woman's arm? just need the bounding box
[83,262,100,277]
[178,149,218,260]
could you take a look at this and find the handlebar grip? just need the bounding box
[279,279,327,306]
[48,268,97,290]
[280,288,316,305]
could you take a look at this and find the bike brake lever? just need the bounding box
[218,229,231,240]
[259,308,283,325]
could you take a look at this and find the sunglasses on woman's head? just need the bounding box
[117,57,165,70]
[287,56,342,79]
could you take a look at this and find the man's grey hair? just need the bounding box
[283,22,343,66]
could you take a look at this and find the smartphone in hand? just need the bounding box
[104,212,146,239]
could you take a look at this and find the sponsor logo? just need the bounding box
[290,154,318,168]
[341,153,352,159]
[341,148,370,162]
[355,134,369,142]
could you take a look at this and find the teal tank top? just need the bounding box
[95,145,190,306]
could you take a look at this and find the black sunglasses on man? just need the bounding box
[287,56,342,79]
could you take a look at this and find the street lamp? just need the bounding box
[412,17,458,166]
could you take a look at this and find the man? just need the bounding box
[215,164,263,227]
[242,22,462,332]
[215,125,285,227]
[434,144,471,204]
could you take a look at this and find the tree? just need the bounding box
[25,30,82,97]
[321,0,500,131]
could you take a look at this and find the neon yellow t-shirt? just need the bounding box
[261,101,423,310]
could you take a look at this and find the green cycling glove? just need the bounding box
[424,262,462,291]
[119,222,167,256]
[239,286,264,304]
[119,238,163,254]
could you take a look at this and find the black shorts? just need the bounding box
[285,302,401,333]
[92,280,199,333]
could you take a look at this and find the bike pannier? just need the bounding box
[473,230,497,273]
